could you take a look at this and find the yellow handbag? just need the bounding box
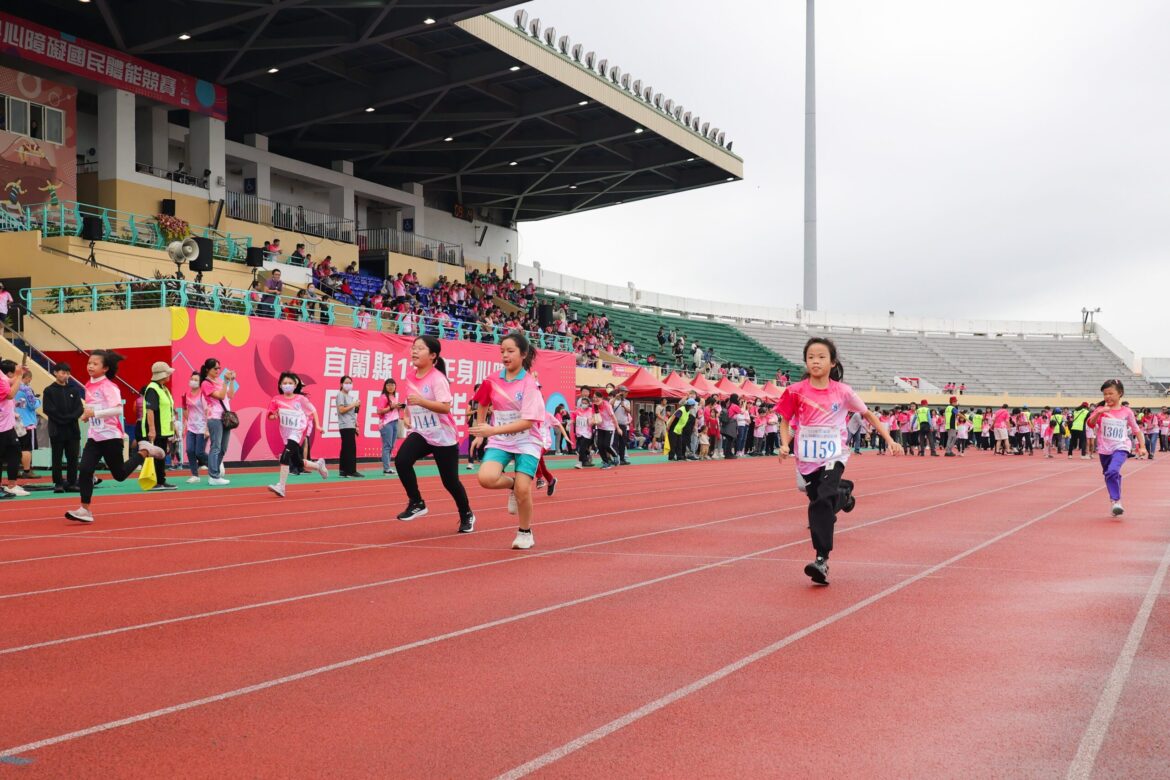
[138,457,158,491]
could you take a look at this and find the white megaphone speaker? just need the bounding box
[167,237,200,265]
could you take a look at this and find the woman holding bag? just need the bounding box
[200,358,237,486]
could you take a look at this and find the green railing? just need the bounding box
[13,200,254,264]
[20,280,575,351]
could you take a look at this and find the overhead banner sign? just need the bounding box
[169,308,578,461]
[0,12,228,120]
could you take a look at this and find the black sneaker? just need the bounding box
[804,557,830,585]
[151,483,178,492]
[53,485,66,494]
[547,477,557,497]
[458,511,476,534]
[839,479,856,513]
[397,501,428,521]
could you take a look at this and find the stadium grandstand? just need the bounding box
[1,3,1169,776]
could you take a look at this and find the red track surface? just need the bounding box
[0,454,1166,778]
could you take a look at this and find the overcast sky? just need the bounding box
[497,0,1170,359]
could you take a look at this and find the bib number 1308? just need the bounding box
[798,426,840,462]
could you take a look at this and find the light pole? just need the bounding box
[803,0,817,312]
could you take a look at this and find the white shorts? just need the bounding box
[994,428,1009,442]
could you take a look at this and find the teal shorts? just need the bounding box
[483,448,540,478]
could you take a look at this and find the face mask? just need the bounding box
[342,382,353,391]
[189,380,200,389]
[281,384,296,394]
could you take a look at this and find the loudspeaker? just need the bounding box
[245,246,265,267]
[189,236,214,272]
[81,215,103,241]
[537,303,554,329]
[160,199,176,216]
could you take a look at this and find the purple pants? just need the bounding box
[1099,450,1128,501]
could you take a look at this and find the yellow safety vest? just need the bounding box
[1071,408,1089,431]
[145,381,175,437]
[672,409,691,435]
[916,407,929,425]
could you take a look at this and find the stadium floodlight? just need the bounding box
[716,131,726,145]
[571,43,583,62]
[646,87,655,103]
[597,58,608,75]
[584,51,595,69]
[620,73,631,90]
[691,116,701,131]
[559,35,571,55]
[528,18,541,38]
[514,9,529,29]
[543,27,556,47]
[726,141,733,151]
[609,65,621,83]
[673,105,683,120]
[683,110,692,125]
[631,79,641,95]
[701,122,710,136]
[710,126,720,140]
[662,97,673,113]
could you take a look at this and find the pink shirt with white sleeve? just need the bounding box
[1093,406,1142,456]
[84,377,125,442]
[475,370,546,457]
[403,367,457,447]
[775,379,868,476]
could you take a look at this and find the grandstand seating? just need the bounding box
[738,322,1160,397]
[541,295,802,378]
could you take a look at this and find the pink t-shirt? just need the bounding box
[403,367,457,447]
[475,370,546,456]
[374,393,400,426]
[992,408,1011,429]
[201,379,225,421]
[84,377,125,442]
[1093,406,1141,456]
[0,380,13,433]
[183,390,207,435]
[267,394,315,444]
[774,379,868,475]
[595,399,617,432]
[572,407,593,438]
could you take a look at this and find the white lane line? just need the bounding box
[0,465,998,599]
[496,482,1111,780]
[0,468,1060,761]
[1066,530,1170,778]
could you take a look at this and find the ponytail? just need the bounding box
[415,335,446,375]
[501,330,537,370]
[92,349,126,380]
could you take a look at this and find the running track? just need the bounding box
[0,453,1166,777]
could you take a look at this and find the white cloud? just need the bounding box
[502,0,1170,358]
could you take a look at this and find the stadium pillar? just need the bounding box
[135,106,169,172]
[803,0,818,311]
[242,160,271,202]
[190,114,226,201]
[97,88,136,184]
[403,182,426,237]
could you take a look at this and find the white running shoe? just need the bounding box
[208,477,231,486]
[507,490,518,515]
[316,458,329,479]
[186,476,201,484]
[1111,502,1124,517]
[574,463,583,470]
[65,507,94,523]
[267,484,286,498]
[138,442,166,459]
[511,529,535,550]
[5,485,30,497]
[466,463,474,470]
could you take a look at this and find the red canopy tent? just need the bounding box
[689,374,718,397]
[715,377,759,399]
[618,367,686,399]
[740,379,768,400]
[663,371,694,395]
[761,380,786,399]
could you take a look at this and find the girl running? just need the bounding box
[65,351,166,523]
[374,378,402,475]
[777,338,902,585]
[572,396,595,468]
[0,359,28,498]
[1087,380,1146,517]
[266,372,329,497]
[470,332,546,549]
[394,335,476,533]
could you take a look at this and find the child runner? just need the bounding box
[777,338,903,585]
[572,396,595,468]
[266,372,329,497]
[0,359,29,498]
[180,371,209,483]
[470,332,546,550]
[1086,380,1146,517]
[394,335,476,533]
[65,351,166,523]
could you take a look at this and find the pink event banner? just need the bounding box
[170,309,578,462]
[0,12,228,120]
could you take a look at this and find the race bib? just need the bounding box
[493,410,521,439]
[279,409,307,436]
[797,425,841,463]
[410,406,440,431]
[1101,417,1128,446]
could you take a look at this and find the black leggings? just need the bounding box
[394,432,471,515]
[279,439,304,470]
[339,428,357,474]
[80,438,145,503]
[595,429,616,464]
[576,435,593,466]
[722,431,737,459]
[0,428,19,481]
[804,462,853,559]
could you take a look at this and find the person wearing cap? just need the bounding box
[611,385,632,466]
[140,361,178,491]
[667,398,697,461]
[43,362,84,492]
[1050,407,1066,455]
[915,399,937,457]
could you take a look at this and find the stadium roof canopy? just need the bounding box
[7,1,743,224]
